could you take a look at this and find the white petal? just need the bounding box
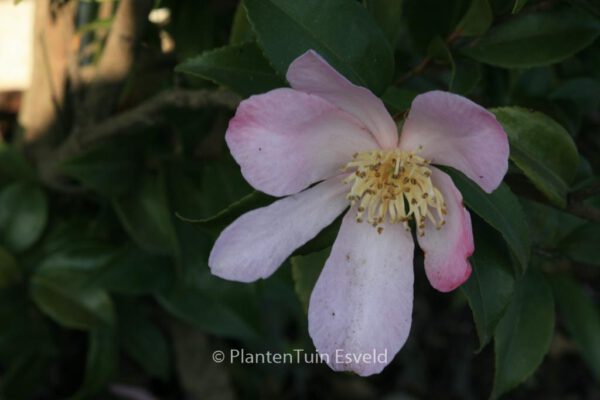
[309,210,414,376]
[209,178,348,282]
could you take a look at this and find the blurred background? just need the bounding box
[0,0,599,399]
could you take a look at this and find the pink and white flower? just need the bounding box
[209,50,509,376]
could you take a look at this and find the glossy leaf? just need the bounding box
[1,352,53,400]
[550,78,600,113]
[382,86,418,114]
[550,274,600,381]
[446,169,531,271]
[457,0,493,37]
[290,247,329,312]
[61,141,141,198]
[157,287,257,340]
[177,190,273,235]
[230,0,254,44]
[0,182,48,252]
[557,223,600,266]
[492,107,579,207]
[245,0,394,94]
[0,246,20,288]
[521,200,600,265]
[198,159,254,218]
[451,56,482,95]
[70,327,118,400]
[405,0,470,52]
[520,199,584,247]
[119,306,171,380]
[461,223,515,350]
[113,174,178,254]
[365,0,404,47]
[511,0,529,13]
[462,9,600,68]
[492,268,555,399]
[31,278,114,330]
[0,142,36,182]
[91,246,175,295]
[175,41,284,97]
[31,247,116,331]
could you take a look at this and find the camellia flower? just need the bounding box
[209,50,509,376]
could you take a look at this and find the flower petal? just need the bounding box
[286,50,398,149]
[398,91,509,193]
[417,168,474,292]
[308,210,414,376]
[209,178,348,283]
[226,88,377,197]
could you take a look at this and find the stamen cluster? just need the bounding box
[342,148,446,236]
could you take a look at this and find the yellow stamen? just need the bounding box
[342,148,446,236]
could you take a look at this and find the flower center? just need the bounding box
[342,148,446,236]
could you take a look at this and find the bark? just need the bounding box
[76,0,154,126]
[19,0,76,143]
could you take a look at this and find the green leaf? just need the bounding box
[451,56,482,95]
[31,246,116,331]
[1,352,53,400]
[119,305,171,380]
[491,268,555,399]
[245,0,394,94]
[61,140,141,198]
[550,274,600,381]
[520,199,584,247]
[0,142,36,182]
[230,0,255,44]
[178,190,273,235]
[427,37,482,95]
[446,169,531,271]
[31,276,115,330]
[0,182,48,252]
[365,0,404,47]
[291,247,329,312]
[521,200,600,265]
[405,0,470,52]
[0,246,20,288]
[462,9,600,68]
[70,327,118,400]
[457,0,493,37]
[35,242,120,283]
[0,289,55,363]
[175,41,285,97]
[157,287,257,340]
[428,35,454,65]
[381,86,418,115]
[461,223,515,350]
[550,78,600,113]
[113,174,178,254]
[492,107,579,208]
[198,159,254,218]
[557,223,600,266]
[92,246,175,295]
[511,0,529,13]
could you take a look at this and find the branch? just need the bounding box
[394,30,463,86]
[570,181,600,203]
[55,88,241,162]
[566,203,600,224]
[566,181,600,223]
